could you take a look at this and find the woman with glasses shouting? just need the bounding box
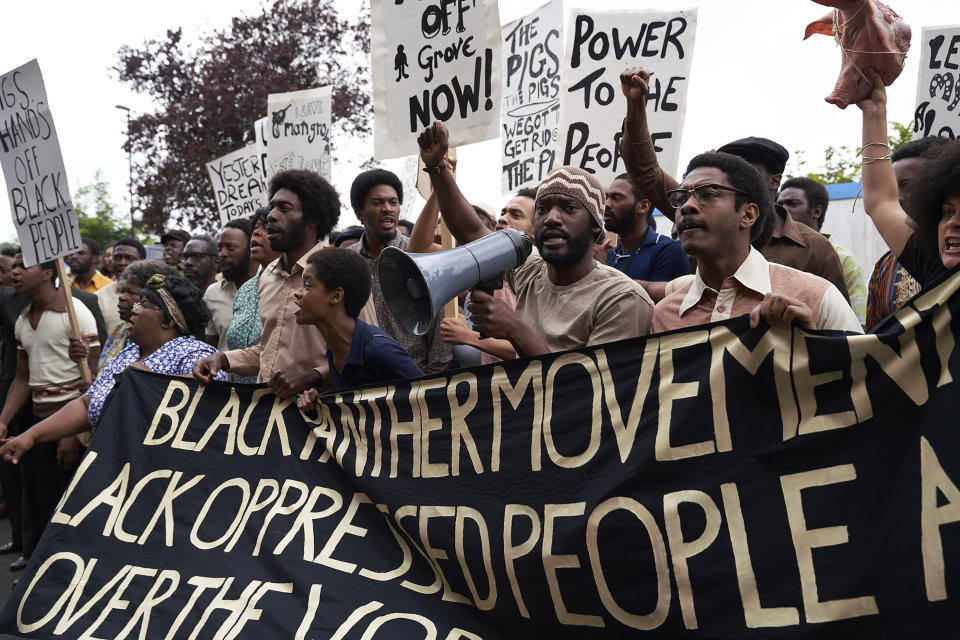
[0,274,226,465]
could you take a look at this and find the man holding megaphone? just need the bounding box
[417,123,654,357]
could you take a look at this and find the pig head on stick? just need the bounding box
[804,0,911,109]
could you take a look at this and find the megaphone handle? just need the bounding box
[475,276,504,340]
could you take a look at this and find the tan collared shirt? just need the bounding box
[652,248,862,333]
[95,281,121,333]
[223,243,378,388]
[203,278,238,349]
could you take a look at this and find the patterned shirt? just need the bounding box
[823,234,866,326]
[98,322,131,371]
[86,336,225,426]
[224,272,262,384]
[349,233,453,374]
[866,251,922,331]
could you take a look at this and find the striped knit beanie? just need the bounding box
[535,167,605,229]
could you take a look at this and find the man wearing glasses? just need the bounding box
[651,153,862,333]
[182,234,219,294]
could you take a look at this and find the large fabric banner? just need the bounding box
[371,0,502,160]
[266,86,332,180]
[0,59,82,267]
[205,145,267,224]
[913,25,960,140]
[557,9,697,188]
[4,270,960,638]
[500,0,562,194]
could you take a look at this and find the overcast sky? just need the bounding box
[2,0,958,245]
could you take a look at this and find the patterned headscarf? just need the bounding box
[535,167,606,229]
[146,274,189,335]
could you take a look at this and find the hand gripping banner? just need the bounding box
[4,269,960,638]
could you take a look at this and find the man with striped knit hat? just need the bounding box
[417,122,654,357]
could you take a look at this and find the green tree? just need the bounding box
[73,171,131,248]
[786,120,913,185]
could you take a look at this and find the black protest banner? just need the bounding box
[205,145,267,225]
[5,270,960,638]
[914,25,960,140]
[558,9,697,187]
[0,59,82,267]
[371,0,502,160]
[500,0,562,193]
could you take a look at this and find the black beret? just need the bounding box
[717,137,789,175]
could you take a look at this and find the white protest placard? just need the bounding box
[558,8,697,188]
[501,0,563,193]
[205,145,267,224]
[254,116,269,181]
[371,0,502,159]
[266,86,332,180]
[913,25,960,140]
[0,59,82,267]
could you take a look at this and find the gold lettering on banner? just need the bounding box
[225,479,281,552]
[251,480,309,556]
[595,342,658,463]
[17,553,85,633]
[237,388,273,456]
[503,504,540,618]
[419,506,471,604]
[137,471,205,547]
[53,559,128,634]
[792,332,857,435]
[448,373,483,476]
[66,463,130,533]
[542,502,604,627]
[327,600,384,640]
[257,396,293,457]
[219,581,293,640]
[657,330,715,461]
[454,506,497,610]
[293,584,324,640]
[387,384,422,478]
[50,451,98,525]
[543,353,603,469]
[78,565,157,639]
[144,381,191,445]
[299,399,335,463]
[780,465,878,622]
[395,506,442,595]
[334,397,367,475]
[905,269,959,388]
[116,569,181,638]
[920,436,960,601]
[190,478,250,550]
[360,387,389,476]
[114,470,174,543]
[708,326,795,442]
[719,483,799,627]
[847,329,926,422]
[418,378,450,478]
[358,501,413,582]
[586,497,670,630]
[187,577,259,639]
[277,485,343,560]
[314,492,368,571]
[194,387,241,453]
[171,384,205,450]
[164,576,225,640]
[491,362,542,472]
[663,490,722,629]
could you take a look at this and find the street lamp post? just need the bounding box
[115,105,134,235]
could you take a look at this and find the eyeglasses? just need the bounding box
[132,301,163,314]
[666,184,748,209]
[183,252,217,260]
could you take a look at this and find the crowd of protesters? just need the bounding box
[0,63,957,583]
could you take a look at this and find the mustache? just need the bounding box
[677,216,706,232]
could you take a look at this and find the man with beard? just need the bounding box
[418,122,653,356]
[203,219,258,349]
[183,235,219,294]
[651,153,861,333]
[347,168,453,374]
[193,169,378,396]
[600,173,689,292]
[66,238,112,293]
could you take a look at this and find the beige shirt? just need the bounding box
[653,248,862,333]
[223,243,377,388]
[15,299,100,403]
[203,278,238,349]
[96,281,121,333]
[513,250,654,353]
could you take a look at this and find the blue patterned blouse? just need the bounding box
[86,336,225,426]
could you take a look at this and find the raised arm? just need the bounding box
[406,191,444,253]
[619,68,681,221]
[417,122,491,244]
[857,70,912,258]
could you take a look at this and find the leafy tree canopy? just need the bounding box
[786,121,913,185]
[74,170,132,248]
[115,0,371,234]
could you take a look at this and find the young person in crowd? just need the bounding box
[193,169,377,396]
[204,219,258,349]
[347,168,453,374]
[223,207,282,384]
[418,121,654,356]
[778,177,867,325]
[294,248,422,399]
[651,153,862,334]
[66,238,112,293]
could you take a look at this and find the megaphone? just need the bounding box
[378,228,533,335]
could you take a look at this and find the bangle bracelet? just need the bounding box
[861,142,889,150]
